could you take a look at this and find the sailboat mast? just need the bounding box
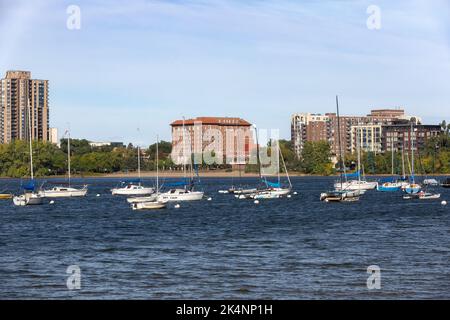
[254,125,262,181]
[391,136,394,176]
[276,140,280,186]
[410,122,415,183]
[336,95,343,190]
[156,135,159,193]
[67,130,71,186]
[401,146,406,179]
[357,126,361,184]
[279,144,292,189]
[28,105,34,180]
[182,117,187,182]
[137,146,141,185]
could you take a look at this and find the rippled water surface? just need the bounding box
[1,177,449,299]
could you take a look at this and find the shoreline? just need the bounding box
[1,170,448,179]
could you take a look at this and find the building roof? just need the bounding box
[171,117,252,127]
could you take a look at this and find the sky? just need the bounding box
[0,0,449,146]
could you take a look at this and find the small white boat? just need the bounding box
[13,193,43,206]
[403,191,441,200]
[251,190,281,200]
[334,180,377,191]
[232,188,258,195]
[320,190,361,202]
[423,179,439,186]
[112,184,155,196]
[132,201,166,210]
[127,194,158,204]
[157,189,204,202]
[39,185,88,198]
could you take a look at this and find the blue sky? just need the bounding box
[1,0,449,145]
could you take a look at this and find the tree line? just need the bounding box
[0,122,449,177]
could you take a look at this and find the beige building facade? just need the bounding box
[0,71,49,144]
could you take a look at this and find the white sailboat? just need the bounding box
[157,118,204,202]
[250,139,292,199]
[321,96,360,202]
[13,106,43,206]
[39,129,88,198]
[404,123,421,194]
[334,127,376,191]
[377,137,404,192]
[111,146,155,195]
[132,136,167,210]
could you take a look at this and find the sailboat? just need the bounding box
[320,96,360,202]
[218,163,257,195]
[13,106,43,206]
[251,140,292,200]
[334,127,376,192]
[39,129,88,198]
[404,123,421,194]
[157,118,204,202]
[377,137,403,192]
[111,146,155,195]
[132,136,167,210]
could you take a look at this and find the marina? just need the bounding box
[1,176,449,299]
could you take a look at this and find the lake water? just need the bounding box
[0,177,449,299]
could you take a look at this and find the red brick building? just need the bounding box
[170,117,255,165]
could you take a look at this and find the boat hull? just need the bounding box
[132,201,166,210]
[127,194,158,203]
[404,184,421,194]
[13,193,43,206]
[111,187,154,196]
[377,183,401,192]
[320,190,360,202]
[39,187,88,198]
[157,190,204,202]
[334,180,377,191]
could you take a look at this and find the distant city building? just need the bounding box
[382,123,442,153]
[49,127,59,145]
[0,71,49,144]
[291,113,330,158]
[350,124,383,153]
[291,108,429,157]
[170,117,255,165]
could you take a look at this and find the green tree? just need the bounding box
[300,141,333,175]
